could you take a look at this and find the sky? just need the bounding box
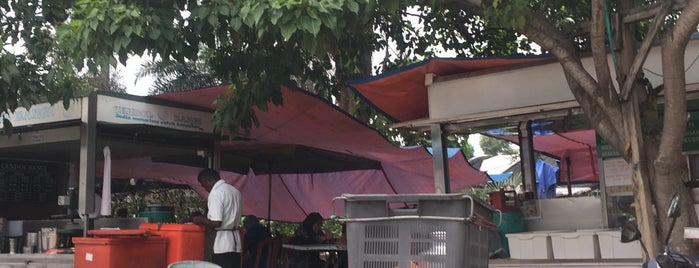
[117,56,153,96]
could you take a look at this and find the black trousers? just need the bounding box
[212,252,242,268]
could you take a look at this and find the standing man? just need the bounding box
[193,168,242,268]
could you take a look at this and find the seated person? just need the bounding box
[243,215,272,268]
[288,212,334,268]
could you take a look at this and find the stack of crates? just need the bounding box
[337,193,496,268]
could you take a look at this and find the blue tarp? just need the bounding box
[536,160,559,199]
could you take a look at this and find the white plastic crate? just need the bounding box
[505,231,554,259]
[339,194,495,268]
[596,229,642,259]
[549,229,601,259]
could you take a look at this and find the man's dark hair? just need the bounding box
[198,168,220,182]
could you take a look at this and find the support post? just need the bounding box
[79,93,97,236]
[431,124,450,193]
[518,121,537,199]
[623,90,659,256]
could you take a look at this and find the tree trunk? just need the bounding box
[651,4,699,252]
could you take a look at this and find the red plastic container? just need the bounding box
[488,189,520,212]
[139,223,206,264]
[73,230,167,268]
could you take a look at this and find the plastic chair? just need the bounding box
[167,260,222,268]
[254,237,284,268]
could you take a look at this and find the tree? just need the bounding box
[83,69,128,94]
[55,0,529,134]
[480,135,518,156]
[0,0,82,133]
[136,59,222,95]
[461,0,699,254]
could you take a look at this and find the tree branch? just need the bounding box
[523,15,600,99]
[591,0,618,104]
[619,0,674,101]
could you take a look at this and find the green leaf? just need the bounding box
[207,14,218,27]
[383,0,400,14]
[219,4,230,16]
[123,25,133,37]
[320,15,336,30]
[270,11,283,25]
[134,24,143,36]
[109,24,119,34]
[240,4,250,18]
[309,19,321,36]
[347,1,359,13]
[89,19,98,30]
[148,29,161,40]
[280,23,296,40]
[87,7,99,19]
[251,5,264,26]
[516,15,526,29]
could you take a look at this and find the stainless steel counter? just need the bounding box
[0,254,73,268]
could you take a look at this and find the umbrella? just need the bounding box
[153,143,382,220]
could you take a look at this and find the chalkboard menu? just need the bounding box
[0,161,57,203]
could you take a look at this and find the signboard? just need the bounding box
[0,161,57,203]
[0,100,82,128]
[597,110,699,157]
[603,158,633,187]
[683,111,699,152]
[96,95,213,133]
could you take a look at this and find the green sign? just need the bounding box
[683,111,699,152]
[596,110,699,157]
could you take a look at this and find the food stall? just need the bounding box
[0,91,218,262]
[347,38,699,266]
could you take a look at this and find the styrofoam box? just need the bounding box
[505,231,555,259]
[549,229,601,259]
[597,229,642,259]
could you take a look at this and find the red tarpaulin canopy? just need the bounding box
[100,85,490,222]
[489,129,599,183]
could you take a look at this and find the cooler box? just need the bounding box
[139,223,206,264]
[505,231,554,259]
[494,211,524,257]
[73,229,167,268]
[596,229,642,259]
[549,229,601,259]
[338,193,496,268]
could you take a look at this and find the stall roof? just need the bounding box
[101,85,490,222]
[347,56,554,123]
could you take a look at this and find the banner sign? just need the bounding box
[0,100,82,127]
[96,95,213,133]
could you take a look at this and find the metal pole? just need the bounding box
[518,121,537,199]
[79,93,97,236]
[430,124,450,193]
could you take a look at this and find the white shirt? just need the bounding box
[208,179,242,254]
